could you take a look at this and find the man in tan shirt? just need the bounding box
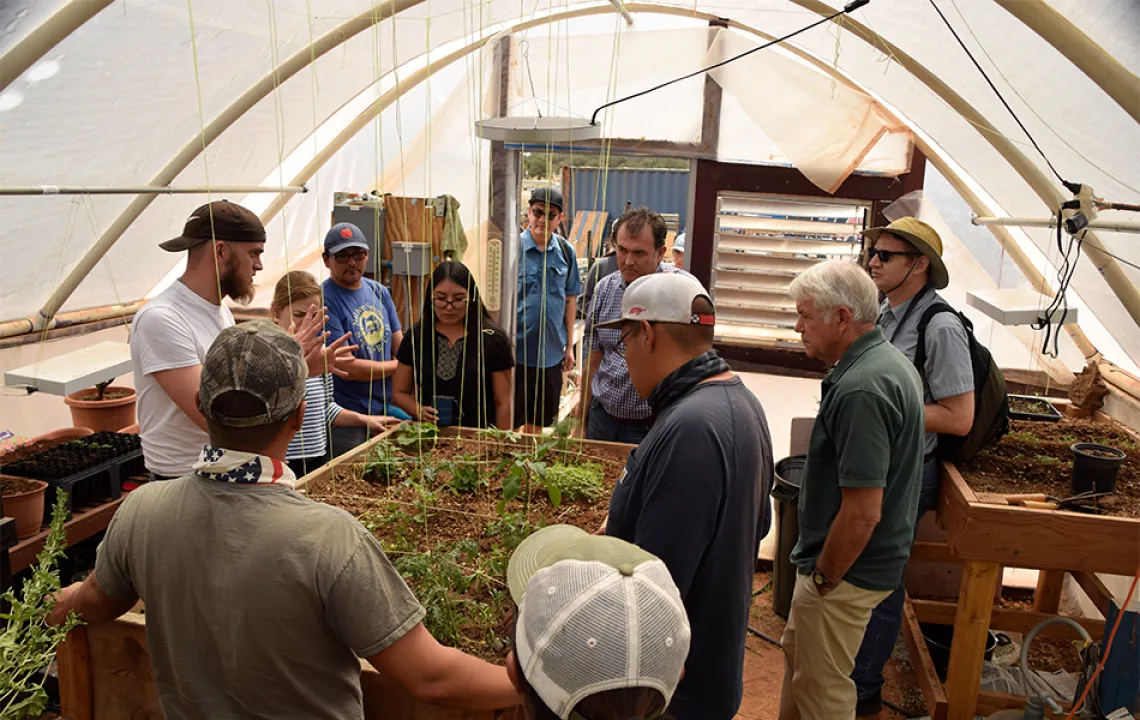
[51,321,519,719]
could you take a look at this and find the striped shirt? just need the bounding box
[585,263,693,420]
[287,375,344,461]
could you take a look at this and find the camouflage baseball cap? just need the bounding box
[198,320,307,427]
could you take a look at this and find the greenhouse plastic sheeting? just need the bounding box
[0,0,1137,372]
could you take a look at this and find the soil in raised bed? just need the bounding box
[958,417,1140,517]
[303,433,629,659]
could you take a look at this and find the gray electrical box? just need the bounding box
[331,201,385,277]
[391,241,433,277]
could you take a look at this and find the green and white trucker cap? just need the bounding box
[507,525,691,719]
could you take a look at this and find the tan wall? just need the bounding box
[0,326,134,441]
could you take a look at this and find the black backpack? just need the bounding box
[914,303,1009,463]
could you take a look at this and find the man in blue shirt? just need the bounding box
[515,188,582,432]
[322,222,411,457]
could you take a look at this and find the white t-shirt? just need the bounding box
[131,281,234,476]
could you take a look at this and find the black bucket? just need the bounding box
[771,456,806,619]
[921,623,1011,680]
[1070,442,1126,495]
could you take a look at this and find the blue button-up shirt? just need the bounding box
[516,230,582,369]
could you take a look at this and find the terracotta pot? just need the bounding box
[0,427,92,464]
[1,476,49,540]
[64,386,137,433]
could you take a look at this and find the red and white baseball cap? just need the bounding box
[596,273,714,330]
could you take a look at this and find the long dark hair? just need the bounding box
[419,261,508,341]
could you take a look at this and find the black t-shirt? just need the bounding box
[607,378,773,720]
[396,323,514,428]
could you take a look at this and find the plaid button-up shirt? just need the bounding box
[585,263,692,420]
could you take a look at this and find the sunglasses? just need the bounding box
[867,248,921,264]
[530,206,560,221]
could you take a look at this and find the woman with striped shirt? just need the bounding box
[271,271,400,477]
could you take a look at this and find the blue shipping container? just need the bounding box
[565,167,690,241]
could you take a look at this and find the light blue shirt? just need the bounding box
[323,277,402,415]
[516,230,582,369]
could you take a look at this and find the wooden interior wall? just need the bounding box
[383,195,445,329]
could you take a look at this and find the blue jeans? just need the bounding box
[586,401,652,445]
[851,456,941,704]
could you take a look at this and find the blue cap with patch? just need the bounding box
[324,222,370,255]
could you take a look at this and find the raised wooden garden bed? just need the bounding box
[58,425,635,719]
[907,412,1138,720]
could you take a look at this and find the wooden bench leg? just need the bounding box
[945,561,1001,720]
[1033,570,1066,613]
[57,625,93,720]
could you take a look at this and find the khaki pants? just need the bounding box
[778,573,892,720]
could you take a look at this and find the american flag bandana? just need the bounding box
[194,445,296,490]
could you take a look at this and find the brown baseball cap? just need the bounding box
[160,200,266,252]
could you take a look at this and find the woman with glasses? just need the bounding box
[392,261,515,428]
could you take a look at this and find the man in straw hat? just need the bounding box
[595,271,772,719]
[52,321,520,718]
[504,524,691,719]
[853,217,975,718]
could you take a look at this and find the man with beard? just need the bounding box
[131,201,269,480]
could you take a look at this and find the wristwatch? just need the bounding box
[812,568,838,595]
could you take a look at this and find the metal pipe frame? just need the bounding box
[0,185,307,196]
[973,216,1140,233]
[0,0,114,94]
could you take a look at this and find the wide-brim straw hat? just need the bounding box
[862,216,949,290]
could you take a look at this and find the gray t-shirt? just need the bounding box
[95,475,425,720]
[878,288,973,454]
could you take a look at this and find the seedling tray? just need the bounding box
[1007,394,1063,422]
[0,432,140,525]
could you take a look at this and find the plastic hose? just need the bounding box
[1019,616,1092,715]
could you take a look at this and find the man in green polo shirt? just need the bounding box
[777,260,924,720]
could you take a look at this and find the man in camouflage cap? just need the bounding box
[52,321,520,718]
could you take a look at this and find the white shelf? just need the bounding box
[4,341,132,396]
[966,289,1079,326]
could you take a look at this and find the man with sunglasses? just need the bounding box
[597,273,772,720]
[515,187,582,432]
[853,216,974,719]
[322,222,411,457]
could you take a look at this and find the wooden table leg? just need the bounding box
[57,625,93,720]
[945,560,1001,720]
[1033,570,1066,613]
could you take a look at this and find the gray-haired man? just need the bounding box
[52,321,519,718]
[778,261,924,720]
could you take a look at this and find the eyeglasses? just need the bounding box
[433,296,468,309]
[332,250,367,264]
[530,206,560,221]
[615,324,641,357]
[867,248,921,264]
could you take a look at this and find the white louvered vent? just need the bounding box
[712,192,869,348]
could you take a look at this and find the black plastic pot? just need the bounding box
[1070,442,1126,495]
[1007,394,1062,422]
[771,456,806,619]
[921,623,1011,680]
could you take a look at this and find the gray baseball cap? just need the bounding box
[198,320,307,427]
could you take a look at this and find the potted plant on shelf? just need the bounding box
[0,492,84,718]
[0,476,49,540]
[63,381,136,432]
[1007,394,1062,422]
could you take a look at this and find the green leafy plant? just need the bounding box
[542,463,605,506]
[446,455,487,495]
[395,540,488,648]
[475,427,521,444]
[363,439,403,484]
[1008,430,1039,445]
[1,492,84,719]
[396,422,440,450]
[1034,455,1061,465]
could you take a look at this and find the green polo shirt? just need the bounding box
[790,327,925,591]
